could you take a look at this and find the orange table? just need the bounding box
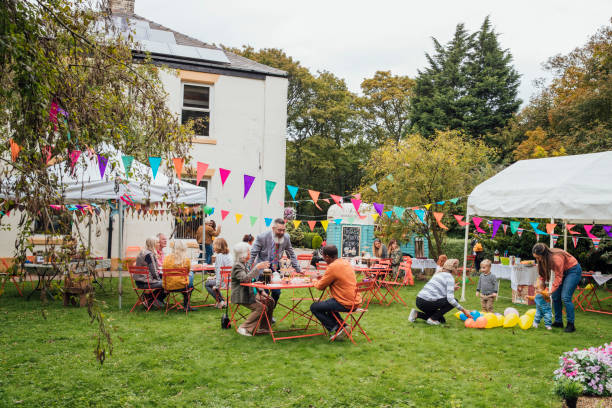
[190,264,216,307]
[573,272,612,315]
[240,281,326,342]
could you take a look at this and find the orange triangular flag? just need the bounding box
[10,139,20,162]
[330,194,343,208]
[172,158,184,180]
[307,221,316,231]
[308,190,322,211]
[546,223,557,235]
[433,212,448,230]
[322,198,330,204]
[566,224,580,235]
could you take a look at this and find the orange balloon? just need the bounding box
[476,316,487,329]
[465,318,475,328]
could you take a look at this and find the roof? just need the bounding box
[467,151,612,223]
[112,12,287,78]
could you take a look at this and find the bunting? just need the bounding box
[433,212,448,230]
[510,221,520,234]
[424,204,432,210]
[221,210,229,221]
[491,220,503,238]
[373,203,384,216]
[44,145,52,164]
[472,217,486,233]
[546,223,557,235]
[371,213,379,221]
[604,226,612,238]
[592,238,600,250]
[243,174,256,198]
[449,198,460,204]
[250,216,258,226]
[517,228,524,237]
[122,155,134,178]
[572,236,579,248]
[320,220,329,231]
[552,234,559,246]
[566,224,580,235]
[235,213,243,224]
[370,183,378,193]
[322,198,330,204]
[384,210,393,218]
[308,190,322,210]
[292,220,301,229]
[414,209,426,224]
[265,180,277,203]
[69,150,81,173]
[502,224,508,234]
[583,225,597,239]
[149,157,161,179]
[219,168,231,186]
[204,206,214,215]
[307,221,316,231]
[97,154,108,180]
[196,162,209,186]
[386,174,394,182]
[264,217,273,227]
[436,201,445,205]
[172,158,184,180]
[287,185,299,200]
[529,222,548,236]
[9,140,21,162]
[453,215,468,227]
[334,219,342,225]
[393,206,406,219]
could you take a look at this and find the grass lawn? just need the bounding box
[1,276,611,407]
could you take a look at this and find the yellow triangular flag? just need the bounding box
[235,213,243,224]
[371,213,379,221]
[320,220,329,231]
[424,204,432,210]
[292,220,301,229]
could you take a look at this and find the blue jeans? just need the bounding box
[310,298,349,331]
[205,244,213,264]
[551,264,582,324]
[534,294,552,326]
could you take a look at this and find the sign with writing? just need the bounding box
[341,226,361,257]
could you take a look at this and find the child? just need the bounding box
[526,277,552,330]
[476,259,498,312]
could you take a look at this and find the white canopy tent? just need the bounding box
[460,151,612,301]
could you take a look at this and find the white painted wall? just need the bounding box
[0,69,288,260]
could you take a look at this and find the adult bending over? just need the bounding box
[134,237,166,307]
[310,245,361,340]
[231,242,275,336]
[409,259,471,325]
[532,243,582,333]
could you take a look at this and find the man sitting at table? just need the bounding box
[310,245,361,341]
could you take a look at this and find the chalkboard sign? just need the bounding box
[341,226,361,257]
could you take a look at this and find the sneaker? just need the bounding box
[564,322,576,333]
[426,318,441,326]
[408,309,418,323]
[331,327,347,341]
[532,322,538,329]
[545,326,552,330]
[551,321,564,328]
[271,317,277,325]
[237,327,252,337]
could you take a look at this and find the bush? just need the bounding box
[302,232,316,249]
[286,222,304,247]
[312,234,323,249]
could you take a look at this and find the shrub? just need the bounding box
[553,343,612,396]
[312,234,323,249]
[286,222,304,247]
[302,232,315,249]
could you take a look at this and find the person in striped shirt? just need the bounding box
[409,259,472,325]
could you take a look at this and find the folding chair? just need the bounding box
[456,255,476,284]
[378,267,408,307]
[229,301,268,335]
[0,259,25,297]
[162,267,193,314]
[297,253,314,271]
[330,279,375,344]
[127,265,161,312]
[365,266,391,306]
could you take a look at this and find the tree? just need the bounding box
[513,127,566,160]
[0,0,192,363]
[356,71,415,144]
[360,130,495,258]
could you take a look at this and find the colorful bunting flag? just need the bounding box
[414,209,426,224]
[172,158,184,180]
[491,220,503,238]
[449,198,459,204]
[384,210,393,218]
[243,174,256,198]
[436,201,445,205]
[353,193,361,200]
[351,198,362,214]
[69,150,81,173]
[308,190,322,210]
[566,224,580,235]
[221,210,229,221]
[502,224,508,234]
[196,162,209,186]
[393,206,405,219]
[122,155,134,178]
[433,212,448,230]
[97,154,108,180]
[149,157,161,179]
[592,238,600,250]
[373,203,384,216]
[545,223,557,235]
[517,228,524,237]
[265,180,277,203]
[529,222,548,236]
[217,168,231,186]
[330,194,343,208]
[44,145,52,164]
[263,217,273,227]
[292,220,301,229]
[8,139,20,162]
[583,225,597,239]
[235,213,243,224]
[250,216,258,226]
[320,220,329,231]
[347,217,355,224]
[552,234,559,246]
[204,206,214,215]
[370,183,378,193]
[371,213,379,221]
[424,204,432,210]
[572,236,579,248]
[603,226,612,238]
[333,219,342,225]
[287,185,299,200]
[307,221,316,231]
[472,217,486,233]
[49,101,59,129]
[453,215,468,227]
[322,198,330,204]
[510,221,520,234]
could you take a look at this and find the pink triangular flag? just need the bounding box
[572,236,579,248]
[330,194,343,208]
[44,146,53,164]
[308,190,322,211]
[196,162,209,186]
[472,217,487,234]
[517,228,524,237]
[69,150,81,173]
[453,215,468,227]
[502,224,508,234]
[351,198,362,214]
[219,168,231,186]
[353,193,361,200]
[221,210,229,221]
[243,174,255,198]
[566,224,580,235]
[583,225,597,239]
[546,223,557,235]
[322,198,330,204]
[172,158,184,180]
[592,238,600,250]
[307,221,316,231]
[433,212,448,230]
[552,234,559,246]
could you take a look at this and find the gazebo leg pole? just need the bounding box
[549,218,554,247]
[461,213,470,302]
[118,200,123,309]
[563,219,568,251]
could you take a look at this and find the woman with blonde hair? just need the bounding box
[135,237,165,307]
[163,240,195,311]
[205,237,233,308]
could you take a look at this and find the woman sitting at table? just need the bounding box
[230,242,275,336]
[388,239,402,279]
[162,240,195,311]
[134,237,165,308]
[205,237,233,309]
[372,238,388,259]
[532,243,582,333]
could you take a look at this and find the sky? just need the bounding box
[135,0,611,105]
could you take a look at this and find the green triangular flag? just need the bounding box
[122,155,134,178]
[265,180,277,203]
[449,197,460,204]
[347,217,355,224]
[386,174,394,182]
[250,216,258,226]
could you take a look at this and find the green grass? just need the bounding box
[1,278,611,407]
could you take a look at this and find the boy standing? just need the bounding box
[476,259,498,312]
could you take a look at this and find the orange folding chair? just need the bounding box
[365,266,391,306]
[456,255,476,284]
[0,259,25,297]
[378,266,409,307]
[330,279,375,344]
[162,267,194,314]
[127,265,161,312]
[297,253,313,271]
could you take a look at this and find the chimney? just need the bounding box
[108,0,135,14]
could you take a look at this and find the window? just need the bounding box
[181,84,210,136]
[33,212,72,235]
[174,178,208,239]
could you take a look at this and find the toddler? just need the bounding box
[526,277,552,330]
[476,259,498,312]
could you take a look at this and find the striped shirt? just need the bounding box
[417,271,462,309]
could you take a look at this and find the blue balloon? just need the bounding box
[471,310,481,319]
[460,313,467,321]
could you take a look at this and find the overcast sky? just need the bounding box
[135,0,610,105]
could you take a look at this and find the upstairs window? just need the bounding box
[181,84,211,137]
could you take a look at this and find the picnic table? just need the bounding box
[239,281,326,342]
[573,272,612,315]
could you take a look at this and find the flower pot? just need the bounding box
[564,397,577,408]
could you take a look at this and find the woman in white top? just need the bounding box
[205,237,233,308]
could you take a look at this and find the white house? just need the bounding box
[0,0,288,264]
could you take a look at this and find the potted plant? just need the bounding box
[553,377,584,408]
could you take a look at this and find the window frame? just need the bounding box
[180,82,213,138]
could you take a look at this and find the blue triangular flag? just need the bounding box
[393,206,406,219]
[436,201,445,205]
[414,209,426,223]
[384,210,393,218]
[334,219,343,225]
[264,217,273,227]
[287,185,299,200]
[149,157,161,179]
[529,222,548,235]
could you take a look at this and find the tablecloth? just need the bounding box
[490,263,538,290]
[411,258,437,270]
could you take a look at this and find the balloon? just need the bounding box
[504,307,519,317]
[503,313,519,328]
[459,313,468,321]
[495,313,504,327]
[465,318,475,328]
[471,310,481,320]
[484,313,497,328]
[525,309,536,318]
[518,314,534,330]
[475,316,487,329]
[454,311,462,319]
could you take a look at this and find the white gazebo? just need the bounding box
[461,151,612,300]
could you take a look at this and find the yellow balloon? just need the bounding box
[496,314,504,327]
[503,313,519,328]
[484,313,497,329]
[455,311,462,319]
[525,309,536,318]
[518,314,533,330]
